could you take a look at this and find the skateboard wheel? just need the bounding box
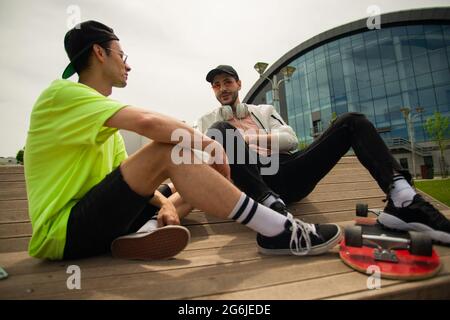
[345,226,363,247]
[409,231,433,256]
[356,203,368,217]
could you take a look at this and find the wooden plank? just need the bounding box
[0,174,25,182]
[0,181,26,189]
[0,237,29,254]
[0,200,28,212]
[332,275,450,299]
[318,174,373,184]
[6,247,450,300]
[0,250,346,299]
[0,189,27,201]
[311,181,378,193]
[0,181,380,198]
[1,223,450,300]
[0,222,32,238]
[0,212,30,224]
[196,255,450,300]
[0,166,24,174]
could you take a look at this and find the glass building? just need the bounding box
[244,8,450,150]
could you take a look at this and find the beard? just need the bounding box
[219,91,239,107]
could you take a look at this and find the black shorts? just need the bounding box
[63,167,173,260]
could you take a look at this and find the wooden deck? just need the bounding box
[1,158,449,300]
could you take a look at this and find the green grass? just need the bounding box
[415,179,450,207]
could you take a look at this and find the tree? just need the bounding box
[424,112,449,178]
[16,148,24,165]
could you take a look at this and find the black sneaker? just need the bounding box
[269,201,289,216]
[257,216,342,256]
[379,194,450,245]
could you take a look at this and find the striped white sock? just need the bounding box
[228,193,288,237]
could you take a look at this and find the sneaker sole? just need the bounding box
[257,224,343,256]
[111,225,190,260]
[378,212,450,245]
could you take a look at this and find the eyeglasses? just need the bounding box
[105,48,128,64]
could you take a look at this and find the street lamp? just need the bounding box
[400,106,424,178]
[254,62,296,112]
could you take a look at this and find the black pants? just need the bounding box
[63,167,173,260]
[206,112,411,204]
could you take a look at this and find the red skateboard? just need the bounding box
[339,203,441,280]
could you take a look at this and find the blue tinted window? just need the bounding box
[372,84,386,98]
[388,94,403,109]
[432,69,450,86]
[400,77,416,92]
[407,25,424,35]
[359,87,372,101]
[383,63,399,82]
[412,54,431,75]
[264,23,450,143]
[404,90,419,107]
[391,26,408,36]
[415,73,433,89]
[418,88,437,108]
[435,84,450,106]
[370,69,384,86]
[429,48,449,71]
[409,35,427,57]
[385,81,401,96]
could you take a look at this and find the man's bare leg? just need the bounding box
[120,142,242,218]
[116,142,342,258]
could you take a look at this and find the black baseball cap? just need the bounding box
[206,65,239,83]
[62,20,120,79]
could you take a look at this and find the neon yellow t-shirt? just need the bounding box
[25,80,128,260]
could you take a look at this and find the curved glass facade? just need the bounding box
[282,24,450,144]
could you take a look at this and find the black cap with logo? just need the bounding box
[206,65,239,83]
[62,20,119,79]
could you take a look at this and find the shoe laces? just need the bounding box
[287,214,319,256]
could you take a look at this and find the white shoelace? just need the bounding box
[286,214,319,256]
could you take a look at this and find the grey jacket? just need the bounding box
[195,104,299,152]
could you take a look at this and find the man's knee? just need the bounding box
[208,121,236,132]
[336,112,371,127]
[137,141,173,166]
[206,121,238,145]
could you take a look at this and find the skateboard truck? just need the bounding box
[344,226,432,262]
[345,203,434,261]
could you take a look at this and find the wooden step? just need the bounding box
[1,222,449,300]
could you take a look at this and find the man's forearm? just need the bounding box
[169,192,194,219]
[138,110,216,151]
[149,190,169,208]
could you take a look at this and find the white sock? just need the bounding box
[136,216,158,233]
[262,194,285,207]
[390,175,416,208]
[228,193,288,237]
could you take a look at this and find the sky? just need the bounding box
[1,0,449,156]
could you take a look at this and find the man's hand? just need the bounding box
[157,200,180,227]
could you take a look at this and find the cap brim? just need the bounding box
[62,63,76,79]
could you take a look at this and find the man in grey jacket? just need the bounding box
[196,65,450,245]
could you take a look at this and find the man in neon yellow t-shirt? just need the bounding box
[25,20,342,261]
